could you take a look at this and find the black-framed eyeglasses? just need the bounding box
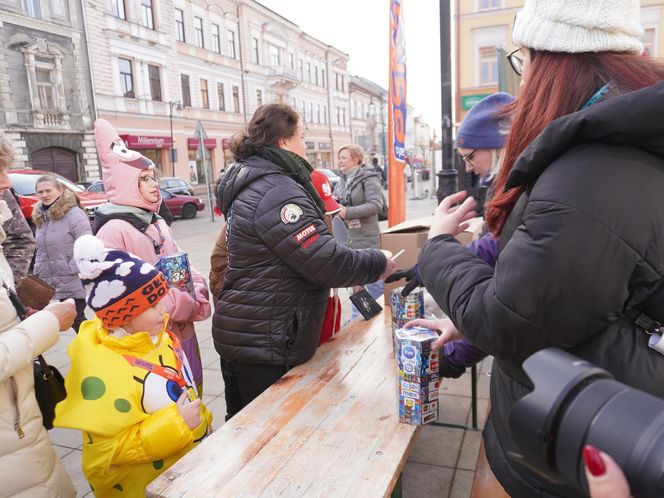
[460,149,478,165]
[506,47,523,76]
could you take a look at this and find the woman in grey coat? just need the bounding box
[334,144,385,318]
[32,175,91,332]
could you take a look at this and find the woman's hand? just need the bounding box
[176,392,202,430]
[338,206,347,219]
[405,317,463,351]
[44,299,76,332]
[429,191,477,239]
[584,446,632,498]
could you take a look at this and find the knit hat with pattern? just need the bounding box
[73,234,167,329]
[512,0,644,54]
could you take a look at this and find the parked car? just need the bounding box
[86,182,203,220]
[160,177,194,196]
[9,169,108,223]
[318,168,340,189]
[159,189,204,219]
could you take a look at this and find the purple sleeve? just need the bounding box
[441,234,498,368]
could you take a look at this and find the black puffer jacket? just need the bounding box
[419,81,664,498]
[213,155,386,367]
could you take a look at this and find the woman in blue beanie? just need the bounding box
[456,92,514,188]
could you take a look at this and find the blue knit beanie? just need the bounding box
[456,92,515,149]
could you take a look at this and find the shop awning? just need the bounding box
[188,138,217,149]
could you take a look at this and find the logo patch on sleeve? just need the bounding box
[294,223,317,243]
[280,203,303,224]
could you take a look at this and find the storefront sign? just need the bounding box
[461,94,492,111]
[187,138,217,149]
[221,138,231,148]
[120,135,172,149]
[318,142,330,150]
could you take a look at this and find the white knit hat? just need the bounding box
[513,0,644,54]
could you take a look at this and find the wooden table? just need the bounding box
[147,311,418,498]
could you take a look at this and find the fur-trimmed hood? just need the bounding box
[32,188,81,228]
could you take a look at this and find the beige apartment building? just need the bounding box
[84,0,352,186]
[455,0,663,120]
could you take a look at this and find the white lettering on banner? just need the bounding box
[137,136,166,147]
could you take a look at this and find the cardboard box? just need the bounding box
[380,216,484,306]
[394,326,441,426]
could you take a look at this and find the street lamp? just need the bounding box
[168,100,182,177]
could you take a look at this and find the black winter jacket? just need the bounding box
[213,155,386,367]
[419,81,664,498]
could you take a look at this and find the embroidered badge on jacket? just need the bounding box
[280,204,303,224]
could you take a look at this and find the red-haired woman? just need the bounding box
[418,0,664,496]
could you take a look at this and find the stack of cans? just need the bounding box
[394,326,441,426]
[390,286,425,331]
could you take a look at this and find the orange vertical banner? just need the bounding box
[388,0,407,227]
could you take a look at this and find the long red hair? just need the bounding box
[486,51,664,235]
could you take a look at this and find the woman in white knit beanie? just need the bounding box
[417,1,664,498]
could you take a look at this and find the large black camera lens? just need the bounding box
[509,348,664,497]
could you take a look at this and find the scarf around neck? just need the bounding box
[259,146,327,217]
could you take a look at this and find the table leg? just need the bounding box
[391,473,403,498]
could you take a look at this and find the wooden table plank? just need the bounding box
[147,312,418,498]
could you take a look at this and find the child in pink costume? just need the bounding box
[92,119,210,391]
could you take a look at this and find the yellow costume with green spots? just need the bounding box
[54,317,213,497]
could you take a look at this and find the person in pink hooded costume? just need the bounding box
[92,119,210,391]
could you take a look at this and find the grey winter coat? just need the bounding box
[32,189,91,300]
[334,165,383,249]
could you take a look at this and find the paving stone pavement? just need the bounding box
[45,191,492,497]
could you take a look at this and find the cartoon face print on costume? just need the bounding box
[94,118,162,213]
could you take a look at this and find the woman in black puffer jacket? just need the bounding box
[213,104,394,417]
[417,1,664,497]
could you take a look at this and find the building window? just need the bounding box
[35,68,55,109]
[323,104,327,124]
[341,75,345,92]
[194,17,204,48]
[269,45,280,66]
[301,101,306,122]
[335,73,340,91]
[217,83,225,111]
[118,57,134,98]
[321,68,326,87]
[252,37,260,64]
[336,106,340,125]
[256,89,262,107]
[308,102,313,123]
[342,107,346,125]
[314,67,319,85]
[140,0,154,29]
[292,97,297,108]
[232,85,240,112]
[642,27,657,56]
[299,59,303,79]
[317,104,321,123]
[307,62,312,82]
[479,46,498,85]
[22,0,42,18]
[181,74,191,107]
[200,79,209,109]
[288,52,294,69]
[212,24,221,53]
[111,0,126,20]
[479,0,501,10]
[227,30,237,59]
[148,64,162,101]
[175,8,185,41]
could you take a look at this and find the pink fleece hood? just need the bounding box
[94,119,161,212]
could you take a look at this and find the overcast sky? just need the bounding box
[257,0,442,135]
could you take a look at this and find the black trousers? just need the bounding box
[221,359,289,420]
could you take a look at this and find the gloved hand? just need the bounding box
[384,265,422,296]
[439,355,466,379]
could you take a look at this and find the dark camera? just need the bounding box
[509,348,664,497]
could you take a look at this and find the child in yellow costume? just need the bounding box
[55,235,213,497]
